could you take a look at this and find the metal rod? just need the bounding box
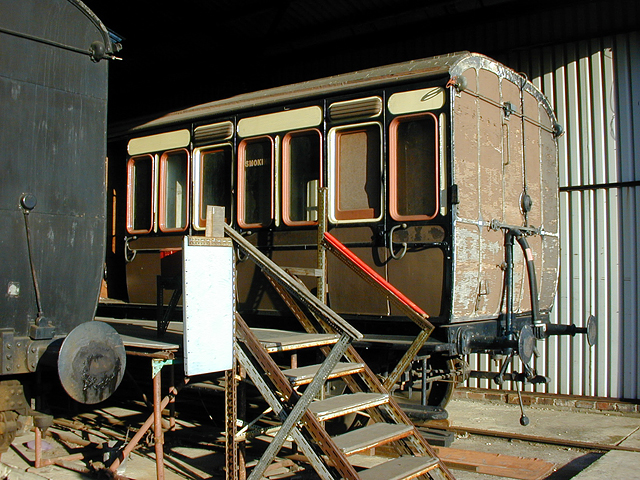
[560,179,640,192]
[421,357,428,406]
[504,231,515,342]
[513,233,541,329]
[444,425,640,453]
[169,364,176,431]
[0,25,96,58]
[153,370,165,480]
[22,211,44,321]
[109,378,189,472]
[317,187,328,303]
[34,427,43,468]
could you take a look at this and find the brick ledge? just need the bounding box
[453,387,640,415]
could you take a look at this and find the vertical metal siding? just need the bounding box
[466,32,640,400]
[616,32,640,400]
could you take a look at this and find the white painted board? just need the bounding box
[182,238,234,375]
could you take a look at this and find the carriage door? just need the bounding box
[386,88,447,318]
[326,97,387,316]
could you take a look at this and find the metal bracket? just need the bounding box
[0,330,15,374]
[503,101,517,118]
[26,340,50,372]
[151,358,180,378]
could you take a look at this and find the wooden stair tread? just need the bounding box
[309,392,388,421]
[333,423,414,456]
[358,455,440,480]
[282,362,365,386]
[251,328,339,352]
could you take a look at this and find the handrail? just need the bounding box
[321,231,436,390]
[223,224,363,341]
[322,232,433,332]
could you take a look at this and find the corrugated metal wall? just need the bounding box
[466,32,640,400]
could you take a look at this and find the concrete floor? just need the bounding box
[1,397,638,480]
[444,398,640,480]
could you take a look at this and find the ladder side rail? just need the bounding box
[264,272,319,335]
[248,333,352,480]
[225,367,238,480]
[247,257,455,478]
[235,339,337,479]
[310,311,445,459]
[236,315,303,404]
[264,275,410,453]
[225,224,362,341]
[235,346,336,480]
[382,328,431,391]
[236,315,361,480]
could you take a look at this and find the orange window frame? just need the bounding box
[334,124,382,222]
[158,148,190,233]
[282,129,322,226]
[237,136,274,229]
[389,112,439,221]
[126,154,154,234]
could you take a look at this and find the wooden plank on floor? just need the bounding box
[433,447,556,480]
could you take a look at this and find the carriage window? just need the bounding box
[159,149,189,232]
[390,113,439,221]
[126,154,154,234]
[333,124,382,221]
[283,130,321,225]
[238,137,273,228]
[198,146,232,226]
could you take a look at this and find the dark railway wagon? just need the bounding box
[0,0,123,452]
[103,52,593,410]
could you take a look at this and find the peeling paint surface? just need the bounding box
[451,65,559,322]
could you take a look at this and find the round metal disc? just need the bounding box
[58,321,126,404]
[518,324,535,365]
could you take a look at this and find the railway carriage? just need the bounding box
[0,0,124,452]
[104,52,593,409]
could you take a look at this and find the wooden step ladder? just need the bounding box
[225,224,455,480]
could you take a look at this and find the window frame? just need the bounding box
[282,128,323,227]
[237,135,275,229]
[389,112,440,222]
[126,153,155,235]
[328,122,383,224]
[158,148,190,233]
[192,143,234,230]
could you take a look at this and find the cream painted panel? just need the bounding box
[128,129,190,156]
[237,106,322,137]
[388,87,445,114]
